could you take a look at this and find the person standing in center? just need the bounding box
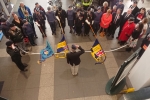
[66,45,85,76]
[46,7,56,35]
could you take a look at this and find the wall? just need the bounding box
[128,45,150,90]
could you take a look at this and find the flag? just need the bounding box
[40,40,54,61]
[91,39,106,63]
[0,32,3,41]
[57,35,69,53]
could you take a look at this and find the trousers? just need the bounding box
[70,65,79,75]
[14,59,26,71]
[49,21,56,34]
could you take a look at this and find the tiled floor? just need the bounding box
[0,0,150,100]
[54,53,109,100]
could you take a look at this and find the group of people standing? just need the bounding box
[0,0,150,73]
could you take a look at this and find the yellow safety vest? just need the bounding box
[82,0,92,6]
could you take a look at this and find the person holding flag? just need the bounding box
[66,45,85,76]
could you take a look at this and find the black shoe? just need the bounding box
[22,52,26,55]
[32,44,36,46]
[24,69,28,72]
[111,35,114,38]
[23,63,28,67]
[137,56,140,59]
[35,36,38,38]
[116,37,118,39]
[107,34,110,36]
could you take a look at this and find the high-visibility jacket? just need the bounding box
[82,0,92,6]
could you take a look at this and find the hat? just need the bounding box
[47,6,51,10]
[68,5,72,8]
[128,17,134,21]
[97,6,101,10]
[9,24,15,28]
[6,41,13,46]
[58,6,62,11]
[71,45,77,50]
[133,1,138,4]
[22,19,27,24]
[0,18,6,22]
[119,0,123,2]
[35,2,38,5]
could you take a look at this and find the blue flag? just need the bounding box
[40,40,54,61]
[57,35,69,53]
[0,32,4,41]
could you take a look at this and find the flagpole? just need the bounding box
[56,16,64,34]
[85,20,106,64]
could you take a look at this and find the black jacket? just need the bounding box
[129,5,140,16]
[55,9,67,27]
[33,11,46,24]
[6,47,21,62]
[131,29,142,39]
[66,46,85,66]
[1,22,10,38]
[141,36,150,47]
[84,11,95,24]
[22,23,34,36]
[120,12,134,27]
[111,12,122,27]
[9,27,24,43]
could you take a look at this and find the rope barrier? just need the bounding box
[18,44,128,55]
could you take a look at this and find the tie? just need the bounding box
[125,14,128,18]
[114,15,118,24]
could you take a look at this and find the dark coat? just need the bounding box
[66,46,85,66]
[141,37,150,48]
[22,23,34,36]
[111,12,122,27]
[1,22,10,38]
[131,29,142,39]
[84,11,95,24]
[34,5,46,15]
[8,27,24,43]
[129,5,140,16]
[6,47,22,62]
[120,12,134,28]
[33,11,46,24]
[18,5,32,19]
[55,9,67,27]
[101,6,109,13]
